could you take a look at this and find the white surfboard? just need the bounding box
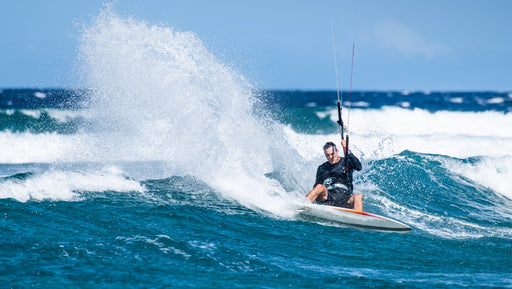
[299,204,411,232]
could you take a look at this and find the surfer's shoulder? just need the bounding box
[317,161,339,173]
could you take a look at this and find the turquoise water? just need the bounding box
[1,8,512,288]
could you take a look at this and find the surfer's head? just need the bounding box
[323,142,340,164]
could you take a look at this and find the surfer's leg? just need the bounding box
[306,184,328,203]
[347,193,363,211]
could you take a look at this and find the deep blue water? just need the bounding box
[1,88,511,288]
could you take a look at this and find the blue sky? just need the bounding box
[1,0,511,91]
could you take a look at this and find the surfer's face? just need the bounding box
[324,147,340,165]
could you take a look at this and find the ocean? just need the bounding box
[1,9,512,289]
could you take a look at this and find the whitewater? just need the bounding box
[1,7,511,288]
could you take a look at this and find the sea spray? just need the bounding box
[78,8,309,215]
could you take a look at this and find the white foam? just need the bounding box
[20,109,41,118]
[34,92,46,99]
[297,107,512,159]
[350,101,370,108]
[45,109,94,122]
[398,101,410,108]
[449,97,464,104]
[0,108,91,123]
[0,131,74,163]
[487,97,504,104]
[353,107,512,139]
[0,130,126,164]
[0,167,144,202]
[441,155,512,200]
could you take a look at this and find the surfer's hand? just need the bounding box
[341,140,346,150]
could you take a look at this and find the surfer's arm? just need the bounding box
[340,140,362,171]
[313,166,323,188]
[347,152,362,171]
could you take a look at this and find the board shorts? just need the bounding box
[317,188,352,208]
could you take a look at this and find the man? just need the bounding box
[306,140,363,210]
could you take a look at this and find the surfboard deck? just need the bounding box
[299,204,412,232]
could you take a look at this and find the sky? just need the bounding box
[1,0,511,91]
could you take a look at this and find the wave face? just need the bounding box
[1,8,512,289]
